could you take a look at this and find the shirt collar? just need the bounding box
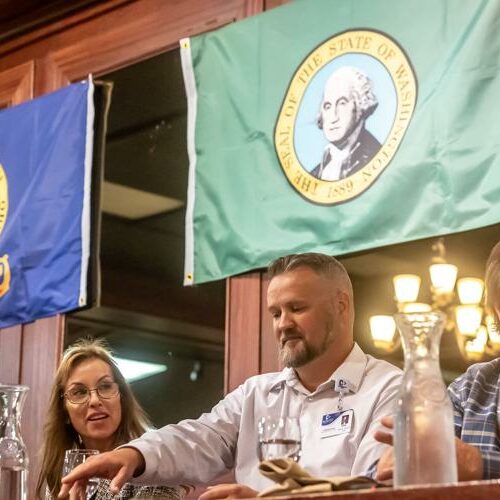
[329,342,367,394]
[269,366,296,392]
[268,343,367,394]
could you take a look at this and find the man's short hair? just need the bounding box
[485,240,500,318]
[317,66,378,129]
[268,252,353,298]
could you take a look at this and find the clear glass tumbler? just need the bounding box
[257,416,301,462]
[62,449,99,499]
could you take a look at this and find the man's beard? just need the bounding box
[279,330,334,368]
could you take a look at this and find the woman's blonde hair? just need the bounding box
[36,338,151,499]
[486,240,500,324]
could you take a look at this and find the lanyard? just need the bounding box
[335,378,350,411]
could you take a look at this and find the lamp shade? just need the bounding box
[369,315,397,344]
[393,274,421,303]
[465,339,486,355]
[475,325,488,345]
[401,302,432,313]
[457,277,484,305]
[429,263,458,293]
[465,326,488,356]
[455,305,483,336]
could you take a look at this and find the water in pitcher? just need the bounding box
[394,364,457,485]
[0,466,28,500]
[393,313,458,486]
[0,385,30,500]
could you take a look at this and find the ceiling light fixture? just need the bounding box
[113,356,168,383]
[102,181,184,219]
[369,238,498,361]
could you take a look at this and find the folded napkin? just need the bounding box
[257,458,378,497]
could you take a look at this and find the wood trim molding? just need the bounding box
[0,0,259,95]
[0,326,23,384]
[225,273,262,393]
[44,0,251,81]
[0,0,133,59]
[264,0,290,10]
[260,272,280,374]
[244,0,265,16]
[0,61,34,107]
[21,315,65,500]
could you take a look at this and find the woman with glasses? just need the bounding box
[36,338,185,499]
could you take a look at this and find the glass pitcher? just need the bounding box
[0,384,29,500]
[393,312,457,486]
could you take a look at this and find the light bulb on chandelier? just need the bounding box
[369,237,497,361]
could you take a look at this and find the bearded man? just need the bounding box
[60,253,401,500]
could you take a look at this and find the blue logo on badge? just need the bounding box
[322,412,340,426]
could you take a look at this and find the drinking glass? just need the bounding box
[257,416,301,462]
[62,449,99,499]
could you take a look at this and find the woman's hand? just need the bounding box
[58,447,145,498]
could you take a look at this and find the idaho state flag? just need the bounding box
[181,0,500,284]
[0,80,103,327]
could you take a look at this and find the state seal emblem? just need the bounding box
[0,164,10,298]
[274,29,417,204]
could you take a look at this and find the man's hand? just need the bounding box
[65,481,86,500]
[374,415,485,481]
[58,447,145,498]
[373,415,394,446]
[198,483,258,500]
[455,437,483,481]
[374,416,394,481]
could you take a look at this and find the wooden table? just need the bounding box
[268,480,500,500]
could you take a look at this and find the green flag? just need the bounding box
[181,0,500,285]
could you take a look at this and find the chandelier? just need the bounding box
[369,238,500,361]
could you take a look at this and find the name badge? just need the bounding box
[320,409,353,438]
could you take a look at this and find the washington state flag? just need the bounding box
[181,0,500,284]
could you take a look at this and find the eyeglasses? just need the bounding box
[63,381,119,404]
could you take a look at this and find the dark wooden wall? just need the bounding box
[225,272,281,392]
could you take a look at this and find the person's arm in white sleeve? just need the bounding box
[127,383,245,486]
[350,368,401,476]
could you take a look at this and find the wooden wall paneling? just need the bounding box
[225,273,262,393]
[20,315,65,500]
[19,0,258,95]
[0,0,132,58]
[260,272,280,374]
[0,326,23,384]
[0,60,34,107]
[264,0,290,10]
[244,0,265,16]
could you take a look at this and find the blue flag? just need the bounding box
[0,80,96,327]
